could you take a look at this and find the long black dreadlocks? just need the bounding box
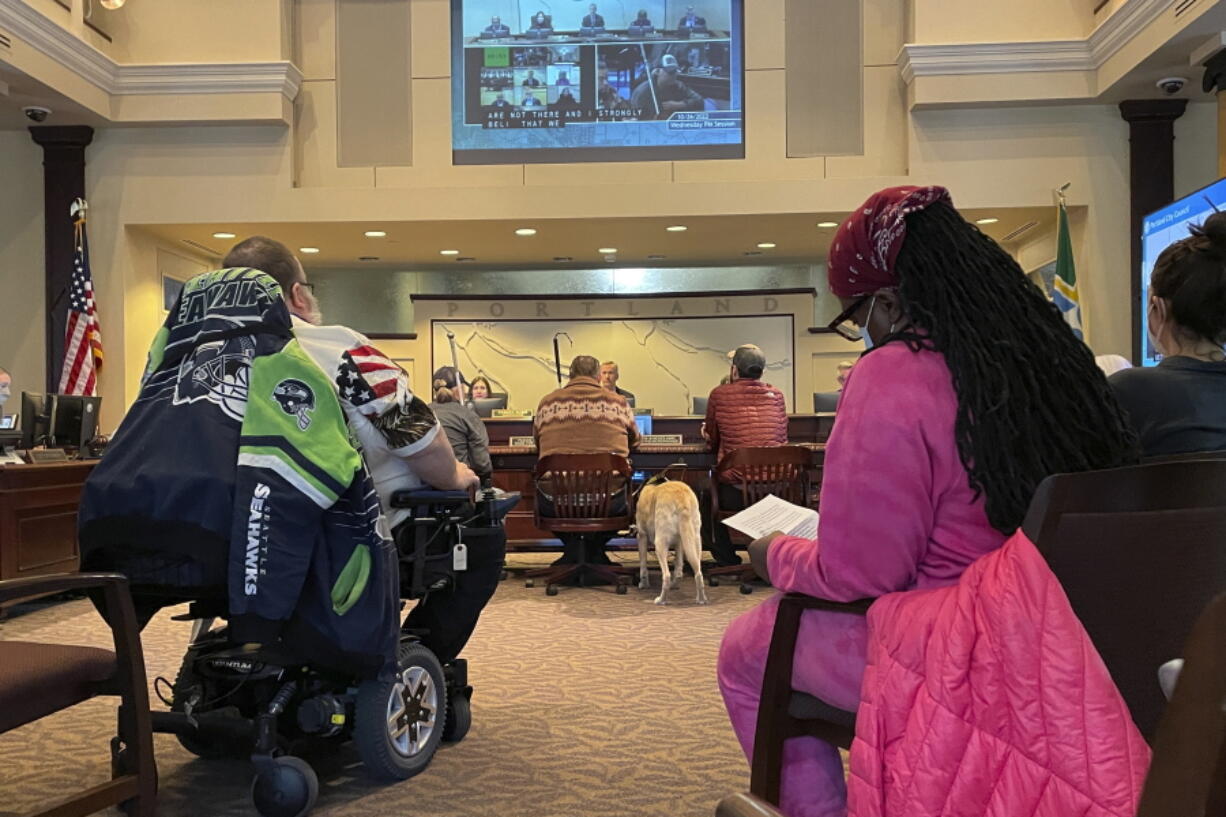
[887,202,1139,534]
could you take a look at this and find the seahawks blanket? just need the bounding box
[79,269,398,679]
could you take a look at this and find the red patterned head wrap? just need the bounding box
[827,185,953,298]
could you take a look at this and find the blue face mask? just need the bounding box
[861,296,879,350]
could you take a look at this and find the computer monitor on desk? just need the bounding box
[634,414,653,437]
[813,392,841,413]
[692,396,708,416]
[54,395,101,452]
[19,392,101,451]
[627,24,654,36]
[472,395,509,418]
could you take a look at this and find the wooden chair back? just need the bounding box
[713,446,813,511]
[534,453,633,533]
[1021,459,1226,741]
[1136,592,1226,817]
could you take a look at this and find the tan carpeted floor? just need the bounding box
[0,555,764,817]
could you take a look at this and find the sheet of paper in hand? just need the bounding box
[722,494,819,540]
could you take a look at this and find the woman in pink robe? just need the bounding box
[717,186,1140,817]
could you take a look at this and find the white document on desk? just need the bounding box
[722,494,819,541]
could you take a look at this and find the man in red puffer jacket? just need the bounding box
[703,344,789,565]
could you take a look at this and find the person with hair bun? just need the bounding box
[1110,212,1226,456]
[430,366,493,484]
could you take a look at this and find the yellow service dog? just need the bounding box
[636,480,708,605]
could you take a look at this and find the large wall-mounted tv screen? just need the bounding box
[1140,177,1226,366]
[451,1,745,165]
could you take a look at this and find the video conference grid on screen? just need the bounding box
[451,1,744,165]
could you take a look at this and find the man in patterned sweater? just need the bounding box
[534,355,640,568]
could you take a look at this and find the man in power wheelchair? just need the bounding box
[79,259,512,817]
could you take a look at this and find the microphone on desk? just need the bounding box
[552,332,573,385]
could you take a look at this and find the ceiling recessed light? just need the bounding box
[666,225,687,232]
[553,256,573,262]
[976,218,999,225]
[364,230,387,237]
[515,228,537,237]
[598,247,618,254]
[359,256,380,262]
[817,221,838,229]
[300,247,320,254]
[757,242,777,249]
[440,249,460,256]
[212,231,236,239]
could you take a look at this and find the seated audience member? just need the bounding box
[703,344,788,566]
[534,355,640,567]
[522,69,542,87]
[1110,213,1226,456]
[836,360,854,388]
[1095,354,1132,376]
[581,3,605,28]
[718,187,1138,817]
[219,238,502,666]
[469,375,493,401]
[482,15,511,37]
[678,5,706,30]
[431,367,494,486]
[599,360,635,402]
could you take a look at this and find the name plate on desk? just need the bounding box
[641,434,683,446]
[28,448,70,463]
[492,409,533,418]
[508,436,537,448]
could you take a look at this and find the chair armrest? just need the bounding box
[778,592,873,616]
[0,571,130,606]
[716,793,785,817]
[390,489,473,509]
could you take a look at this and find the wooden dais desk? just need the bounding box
[0,461,95,612]
[484,414,831,545]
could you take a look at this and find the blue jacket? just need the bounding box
[79,269,399,679]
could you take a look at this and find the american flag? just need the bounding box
[58,210,103,395]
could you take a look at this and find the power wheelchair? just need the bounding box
[144,488,512,817]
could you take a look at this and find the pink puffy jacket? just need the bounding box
[848,532,1151,817]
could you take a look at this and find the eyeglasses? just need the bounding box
[826,294,872,342]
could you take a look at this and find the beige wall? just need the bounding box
[910,0,1094,43]
[0,131,47,399]
[2,0,1218,430]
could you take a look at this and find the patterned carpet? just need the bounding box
[0,555,764,817]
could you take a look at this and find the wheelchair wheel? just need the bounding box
[441,694,472,743]
[171,652,247,759]
[354,641,446,781]
[251,756,318,817]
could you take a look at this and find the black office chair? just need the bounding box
[812,392,840,413]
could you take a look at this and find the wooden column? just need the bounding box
[28,125,94,394]
[1206,50,1226,177]
[1119,100,1186,363]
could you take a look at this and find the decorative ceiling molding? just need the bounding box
[0,0,301,103]
[899,0,1169,82]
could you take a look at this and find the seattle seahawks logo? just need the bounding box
[173,337,254,422]
[272,379,316,430]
